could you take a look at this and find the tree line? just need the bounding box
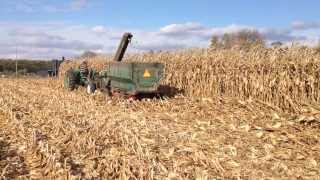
[209,29,292,50]
[0,59,51,74]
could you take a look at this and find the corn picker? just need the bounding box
[64,33,164,97]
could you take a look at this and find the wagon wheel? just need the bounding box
[64,70,77,91]
[102,79,112,97]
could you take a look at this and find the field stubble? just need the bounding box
[0,77,319,179]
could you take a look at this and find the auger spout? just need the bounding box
[113,32,133,62]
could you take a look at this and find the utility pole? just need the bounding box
[15,45,18,77]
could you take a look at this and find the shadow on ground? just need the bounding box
[135,85,184,100]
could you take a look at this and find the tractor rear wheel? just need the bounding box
[64,70,77,91]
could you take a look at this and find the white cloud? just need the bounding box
[160,22,206,35]
[299,37,320,46]
[0,21,319,60]
[0,22,104,59]
[259,28,305,42]
[92,26,107,34]
[159,23,256,40]
[211,25,256,36]
[292,21,320,30]
[158,22,314,46]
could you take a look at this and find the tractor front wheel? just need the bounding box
[86,82,96,94]
[64,70,77,91]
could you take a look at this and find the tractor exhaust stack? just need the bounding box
[113,32,133,62]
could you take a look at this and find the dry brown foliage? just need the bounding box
[1,48,320,179]
[60,47,320,112]
[0,77,319,179]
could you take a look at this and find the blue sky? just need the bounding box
[0,0,319,59]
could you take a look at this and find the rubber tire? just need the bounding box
[64,70,77,91]
[87,82,96,94]
[105,79,112,97]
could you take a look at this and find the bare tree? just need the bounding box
[236,29,265,48]
[80,51,98,58]
[210,35,220,49]
[316,41,320,53]
[210,29,265,49]
[271,41,283,48]
[222,33,232,49]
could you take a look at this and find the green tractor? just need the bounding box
[64,33,165,97]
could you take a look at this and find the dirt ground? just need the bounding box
[0,77,319,179]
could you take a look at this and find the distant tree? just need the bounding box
[210,29,265,49]
[222,33,232,49]
[80,51,98,58]
[0,59,51,74]
[315,41,320,54]
[231,29,265,48]
[18,68,28,75]
[271,41,283,48]
[210,35,220,49]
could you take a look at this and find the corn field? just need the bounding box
[0,47,320,179]
[60,47,320,112]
